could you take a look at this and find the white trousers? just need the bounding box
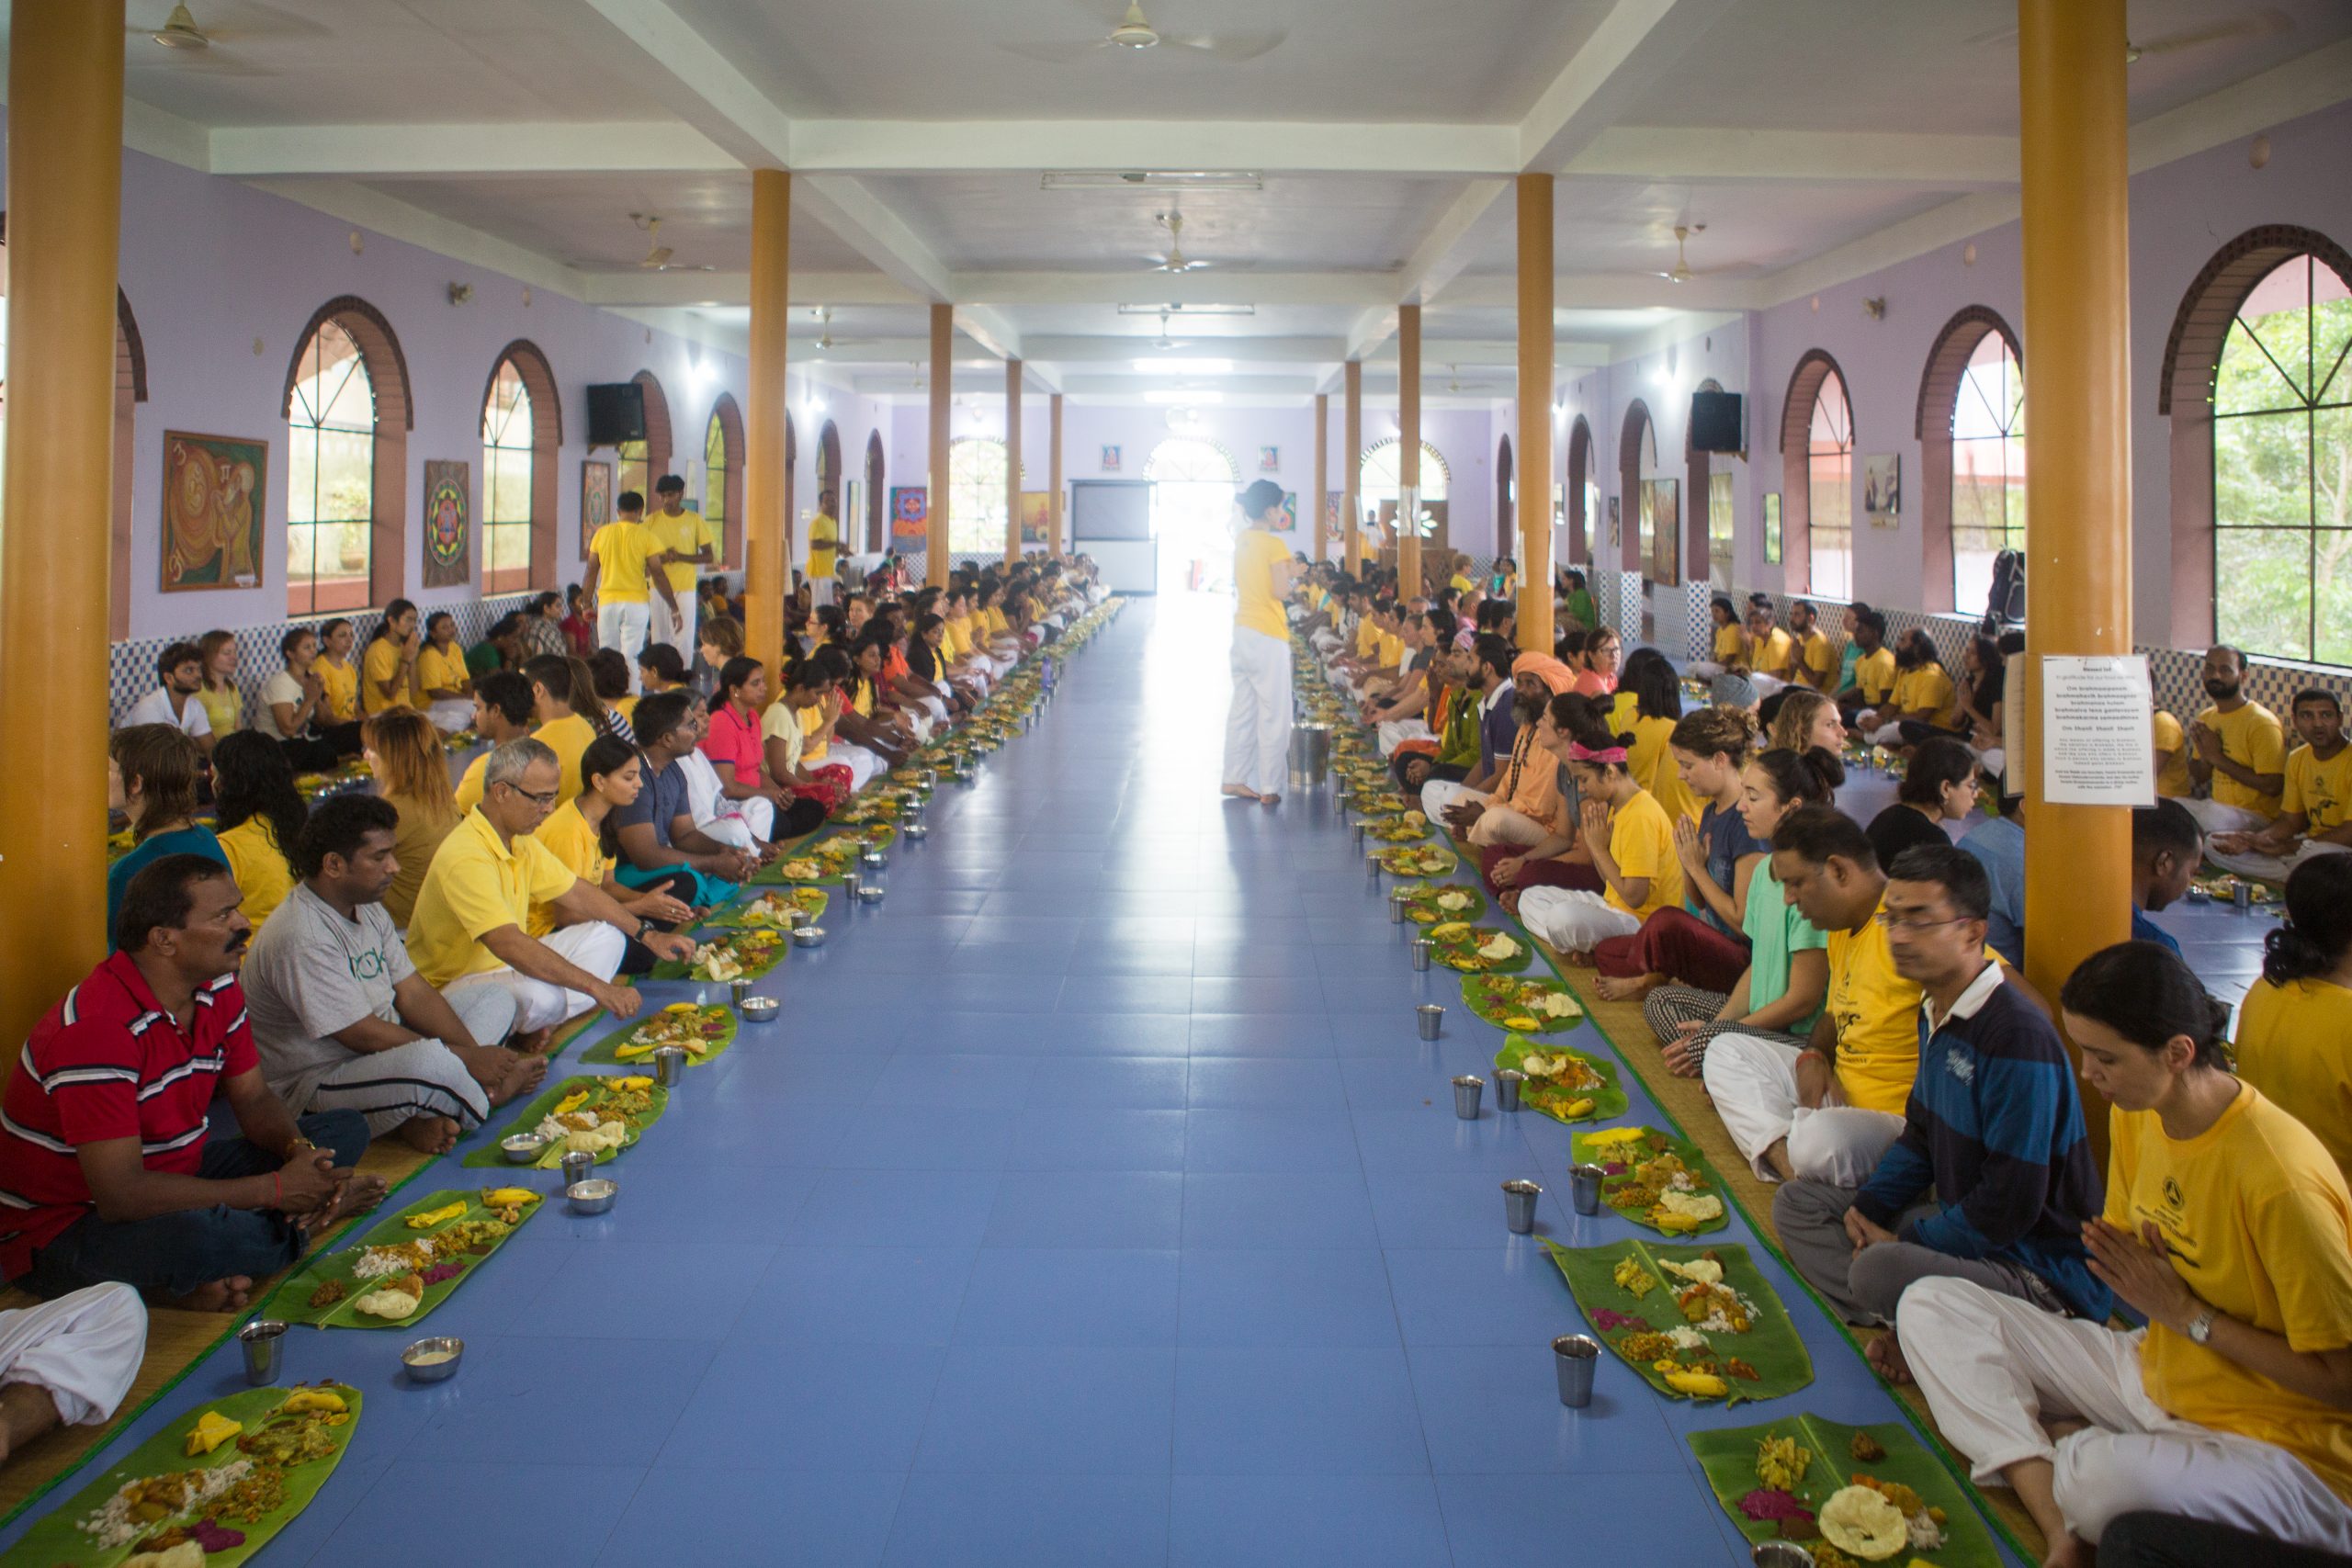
[698,794,775,851]
[1750,673,1788,697]
[2205,836,2348,884]
[810,575,836,607]
[2179,798,2271,836]
[444,920,627,1034]
[426,697,474,734]
[1700,1031,1905,1184]
[596,601,652,691]
[1309,628,1342,654]
[0,1282,144,1427]
[1900,1276,2352,1554]
[830,743,883,792]
[1517,887,1640,954]
[302,1022,508,1138]
[1376,717,1431,758]
[1468,804,1550,848]
[654,590,698,664]
[1421,780,1484,822]
[1687,660,1727,680]
[1222,626,1295,798]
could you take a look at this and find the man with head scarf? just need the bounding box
[1430,653,1576,849]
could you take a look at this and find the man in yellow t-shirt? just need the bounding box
[2153,710,2192,798]
[1702,805,2003,1186]
[1786,601,1839,693]
[2185,645,2288,834]
[1224,479,1299,804]
[406,738,688,1043]
[807,488,842,605]
[648,475,718,664]
[1839,607,1897,718]
[1859,629,1957,745]
[1743,600,1794,691]
[582,491,679,694]
[2207,688,2352,882]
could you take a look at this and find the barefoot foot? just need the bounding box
[513,1024,559,1056]
[1591,973,1657,1003]
[1865,1330,1913,1384]
[1220,784,1261,802]
[395,1115,460,1156]
[167,1276,254,1313]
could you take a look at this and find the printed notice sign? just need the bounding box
[2039,655,2155,807]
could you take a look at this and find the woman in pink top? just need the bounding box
[1570,626,1622,698]
[702,656,826,841]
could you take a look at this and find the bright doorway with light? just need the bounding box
[1148,436,1238,594]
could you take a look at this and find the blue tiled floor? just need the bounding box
[5,596,2044,1565]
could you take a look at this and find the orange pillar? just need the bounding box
[1398,303,1422,596]
[1049,392,1065,558]
[1313,393,1329,563]
[1343,360,1363,575]
[2018,0,2132,1096]
[1516,173,1555,654]
[0,0,124,1014]
[927,304,952,587]
[1002,359,1023,566]
[743,168,790,682]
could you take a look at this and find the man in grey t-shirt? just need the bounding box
[241,796,545,1156]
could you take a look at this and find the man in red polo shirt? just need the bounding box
[0,854,383,1311]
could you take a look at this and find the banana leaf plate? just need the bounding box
[1462,974,1583,1032]
[577,1001,739,1066]
[0,1383,361,1567]
[1688,1413,2003,1566]
[1570,1126,1730,1235]
[460,1073,668,1169]
[1365,814,1435,844]
[1493,1034,1627,1122]
[1374,843,1457,879]
[1427,923,1532,974]
[648,927,789,983]
[261,1188,542,1329]
[1397,882,1487,925]
[703,886,829,929]
[1544,1238,1813,1406]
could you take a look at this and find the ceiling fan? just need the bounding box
[1152,210,1208,274]
[1656,223,1710,285]
[1442,366,1500,395]
[630,215,711,273]
[1000,1,1285,65]
[128,2,318,75]
[802,308,873,355]
[1965,9,2290,62]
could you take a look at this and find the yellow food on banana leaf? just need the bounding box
[281,1388,348,1415]
[1662,1369,1728,1398]
[478,1188,538,1208]
[405,1201,467,1230]
[183,1410,242,1455]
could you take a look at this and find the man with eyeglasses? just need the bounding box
[1703,805,2021,1190]
[1769,844,2106,1381]
[404,738,695,1053]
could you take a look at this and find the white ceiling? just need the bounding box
[56,0,2352,403]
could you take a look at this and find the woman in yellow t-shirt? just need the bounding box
[194,629,243,739]
[1515,715,1684,956]
[209,730,305,930]
[2236,855,2352,1183]
[529,734,694,963]
[416,610,475,733]
[362,707,457,928]
[314,617,363,748]
[1692,595,1745,678]
[362,598,422,716]
[1617,650,1698,822]
[1902,941,2352,1562]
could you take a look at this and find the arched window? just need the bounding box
[287,320,378,614]
[1566,415,1593,566]
[865,431,887,552]
[1623,400,1666,581]
[481,359,533,593]
[1360,438,1449,511]
[1807,369,1854,600]
[1917,309,2024,614]
[1495,434,1514,555]
[949,437,1019,553]
[2212,254,2352,665]
[616,368,672,508]
[704,395,742,569]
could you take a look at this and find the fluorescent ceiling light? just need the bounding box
[1143,389,1224,404]
[1117,302,1255,318]
[1132,357,1234,375]
[1042,170,1261,191]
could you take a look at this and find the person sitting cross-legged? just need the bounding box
[2206,686,2352,884]
[0,855,383,1311]
[1702,805,2019,1187]
[0,1283,148,1468]
[613,691,763,908]
[243,795,548,1156]
[1901,942,2352,1564]
[405,737,695,1054]
[1772,844,2108,1378]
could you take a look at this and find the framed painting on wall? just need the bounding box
[161,431,267,592]
[889,486,929,543]
[1100,445,1122,473]
[580,459,613,558]
[1018,491,1053,546]
[1272,491,1297,533]
[1864,454,1902,528]
[1259,446,1281,473]
[1607,494,1622,552]
[421,459,470,588]
[1763,492,1782,564]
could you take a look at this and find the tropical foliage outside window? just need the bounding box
[1951,333,2026,616]
[1708,471,1735,585]
[1808,369,1853,601]
[1361,438,1449,537]
[616,438,649,506]
[2213,254,2352,666]
[705,411,730,567]
[949,437,1013,553]
[481,358,533,594]
[288,320,374,614]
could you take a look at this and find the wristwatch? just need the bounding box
[2185,1306,2219,1345]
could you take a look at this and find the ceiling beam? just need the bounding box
[788,119,1516,176]
[1560,127,2019,186]
[956,271,1396,309]
[1517,0,1740,172]
[1442,273,1757,310]
[795,174,952,300]
[209,121,738,178]
[1398,178,1510,306]
[571,0,796,164]
[576,270,920,308]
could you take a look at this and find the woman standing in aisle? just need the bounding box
[1222,479,1298,806]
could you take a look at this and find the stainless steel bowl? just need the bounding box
[401,1336,465,1382]
[904,823,930,839]
[855,886,887,904]
[500,1134,547,1165]
[791,924,827,947]
[740,995,781,1022]
[566,1178,617,1214]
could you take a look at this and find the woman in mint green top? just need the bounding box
[107,725,225,950]
[1637,746,1839,1077]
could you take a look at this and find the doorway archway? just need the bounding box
[1147,436,1239,593]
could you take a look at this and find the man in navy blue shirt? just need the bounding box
[1419,634,1518,824]
[1774,844,2105,1383]
[2126,798,2199,956]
